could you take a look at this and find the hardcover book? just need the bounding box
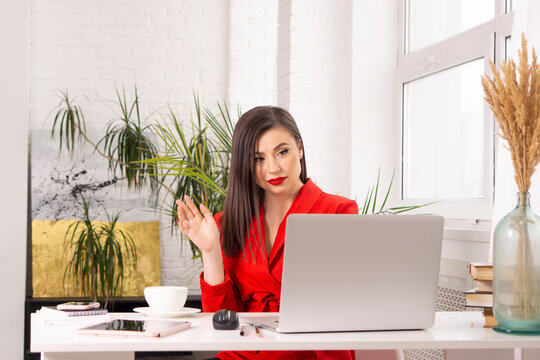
[464,289,493,308]
[469,263,493,281]
[475,279,493,292]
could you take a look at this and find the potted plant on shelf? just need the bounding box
[63,197,137,308]
[50,87,157,305]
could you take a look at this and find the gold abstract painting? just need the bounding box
[32,219,160,297]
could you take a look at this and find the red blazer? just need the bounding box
[200,179,358,360]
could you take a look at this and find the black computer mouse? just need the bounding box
[212,309,239,330]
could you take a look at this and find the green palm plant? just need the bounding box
[141,96,238,258]
[51,91,87,156]
[97,209,137,306]
[100,87,159,190]
[51,87,159,190]
[63,197,137,308]
[361,168,436,215]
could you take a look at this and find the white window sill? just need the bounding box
[443,227,491,244]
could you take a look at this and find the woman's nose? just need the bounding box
[267,157,280,173]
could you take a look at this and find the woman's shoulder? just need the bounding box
[316,192,358,214]
[301,179,358,214]
[214,211,224,221]
[213,211,225,230]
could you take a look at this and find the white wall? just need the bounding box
[29,0,277,129]
[0,0,28,358]
[278,0,352,196]
[228,0,278,109]
[350,1,398,203]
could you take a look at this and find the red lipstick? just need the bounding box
[268,177,286,185]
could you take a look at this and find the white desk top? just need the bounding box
[31,311,540,353]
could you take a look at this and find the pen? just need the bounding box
[239,325,247,336]
[254,325,262,338]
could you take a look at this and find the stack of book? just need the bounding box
[37,305,110,327]
[466,262,495,327]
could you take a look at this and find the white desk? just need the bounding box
[31,311,540,360]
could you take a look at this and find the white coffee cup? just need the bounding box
[144,286,188,313]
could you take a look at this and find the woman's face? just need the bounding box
[254,126,304,196]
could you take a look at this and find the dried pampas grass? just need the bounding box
[482,33,540,193]
[482,33,540,320]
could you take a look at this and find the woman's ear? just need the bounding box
[298,140,303,160]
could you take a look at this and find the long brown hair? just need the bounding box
[221,106,307,258]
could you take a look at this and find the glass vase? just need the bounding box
[493,192,540,333]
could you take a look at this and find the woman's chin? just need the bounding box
[266,184,298,197]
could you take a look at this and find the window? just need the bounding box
[406,0,495,53]
[396,0,514,220]
[403,59,485,200]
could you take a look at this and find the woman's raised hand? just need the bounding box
[176,196,220,255]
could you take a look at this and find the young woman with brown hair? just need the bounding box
[176,106,358,360]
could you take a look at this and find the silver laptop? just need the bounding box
[244,214,444,333]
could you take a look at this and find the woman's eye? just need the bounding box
[255,157,264,163]
[277,149,289,156]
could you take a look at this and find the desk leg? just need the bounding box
[41,352,134,360]
[521,348,540,360]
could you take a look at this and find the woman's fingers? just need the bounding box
[178,217,196,237]
[176,196,215,233]
[176,197,204,237]
[176,200,195,236]
[184,195,202,219]
[178,219,186,233]
[199,203,213,221]
[180,219,190,232]
[177,199,195,221]
[175,198,219,254]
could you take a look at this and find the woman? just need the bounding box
[177,106,358,360]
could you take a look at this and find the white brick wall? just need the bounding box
[29,0,232,130]
[228,0,278,109]
[350,1,398,206]
[29,0,352,293]
[277,0,352,197]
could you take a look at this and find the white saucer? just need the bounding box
[133,307,201,318]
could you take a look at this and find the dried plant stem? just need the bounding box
[198,143,209,204]
[482,34,540,194]
[514,194,540,318]
[483,34,540,321]
[74,121,177,197]
[74,123,128,167]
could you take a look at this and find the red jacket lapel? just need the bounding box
[268,178,322,266]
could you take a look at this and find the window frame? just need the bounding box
[394,0,514,221]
